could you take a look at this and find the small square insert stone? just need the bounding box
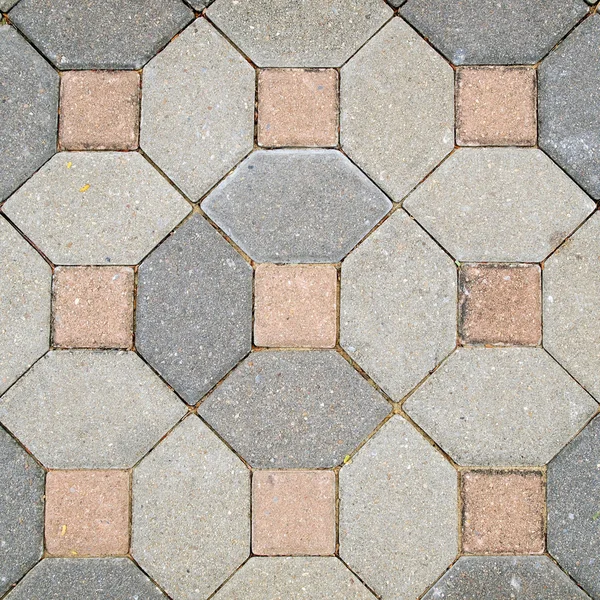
[53,267,134,349]
[45,470,130,557]
[59,71,140,150]
[456,67,537,147]
[258,69,338,148]
[462,470,545,555]
[252,470,336,556]
[459,264,541,346]
[254,264,337,348]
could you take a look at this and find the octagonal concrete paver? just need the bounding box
[404,347,597,466]
[540,14,600,200]
[202,149,391,263]
[340,416,457,599]
[0,426,44,597]
[207,0,392,67]
[136,215,253,404]
[0,25,58,202]
[403,148,595,262]
[9,0,193,70]
[341,209,456,402]
[141,18,255,202]
[2,152,191,266]
[0,217,51,395]
[199,350,390,468]
[341,17,454,202]
[0,350,186,469]
[400,0,588,65]
[132,416,249,600]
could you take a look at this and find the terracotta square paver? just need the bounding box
[461,470,545,555]
[45,470,130,557]
[252,470,336,556]
[59,71,140,150]
[254,264,337,348]
[258,69,338,147]
[53,266,134,349]
[456,67,537,146]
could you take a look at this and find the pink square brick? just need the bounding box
[254,264,337,348]
[53,266,134,349]
[252,470,336,556]
[45,470,130,557]
[59,71,140,150]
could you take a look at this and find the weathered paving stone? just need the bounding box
[548,415,600,598]
[0,350,186,469]
[5,558,166,599]
[199,350,390,468]
[0,0,19,11]
[132,416,249,600]
[207,0,392,68]
[422,556,590,600]
[136,215,252,404]
[539,13,600,200]
[403,148,595,262]
[404,347,597,466]
[0,25,58,202]
[0,426,44,596]
[340,416,458,599]
[141,18,255,201]
[0,218,51,395]
[2,152,191,266]
[202,150,391,263]
[400,0,588,65]
[341,17,454,202]
[341,210,456,402]
[211,557,376,599]
[9,0,193,70]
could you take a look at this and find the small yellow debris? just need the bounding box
[66,162,72,169]
[343,455,352,464]
[70,550,78,556]
[79,184,90,193]
[60,524,67,537]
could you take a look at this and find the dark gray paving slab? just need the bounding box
[0,0,19,11]
[400,0,588,65]
[202,150,392,263]
[136,215,252,404]
[199,350,391,468]
[539,14,600,200]
[0,25,57,202]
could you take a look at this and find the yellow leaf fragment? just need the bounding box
[79,184,90,193]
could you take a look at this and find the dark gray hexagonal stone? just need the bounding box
[9,0,194,70]
[400,0,588,65]
[0,25,58,202]
[202,150,392,263]
[199,350,391,468]
[539,14,600,199]
[0,426,44,596]
[137,215,252,404]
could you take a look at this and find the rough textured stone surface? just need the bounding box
[2,152,191,266]
[540,14,600,200]
[341,18,454,202]
[0,25,58,202]
[0,350,186,469]
[404,347,597,466]
[141,18,254,201]
[403,148,595,262]
[340,416,457,600]
[199,350,390,468]
[211,557,376,599]
[9,0,193,70]
[400,0,588,65]
[5,558,166,599]
[422,556,590,600]
[0,426,44,597]
[132,416,249,600]
[341,210,456,402]
[0,0,19,11]
[0,217,51,395]
[203,150,391,263]
[207,0,392,67]
[136,215,252,404]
